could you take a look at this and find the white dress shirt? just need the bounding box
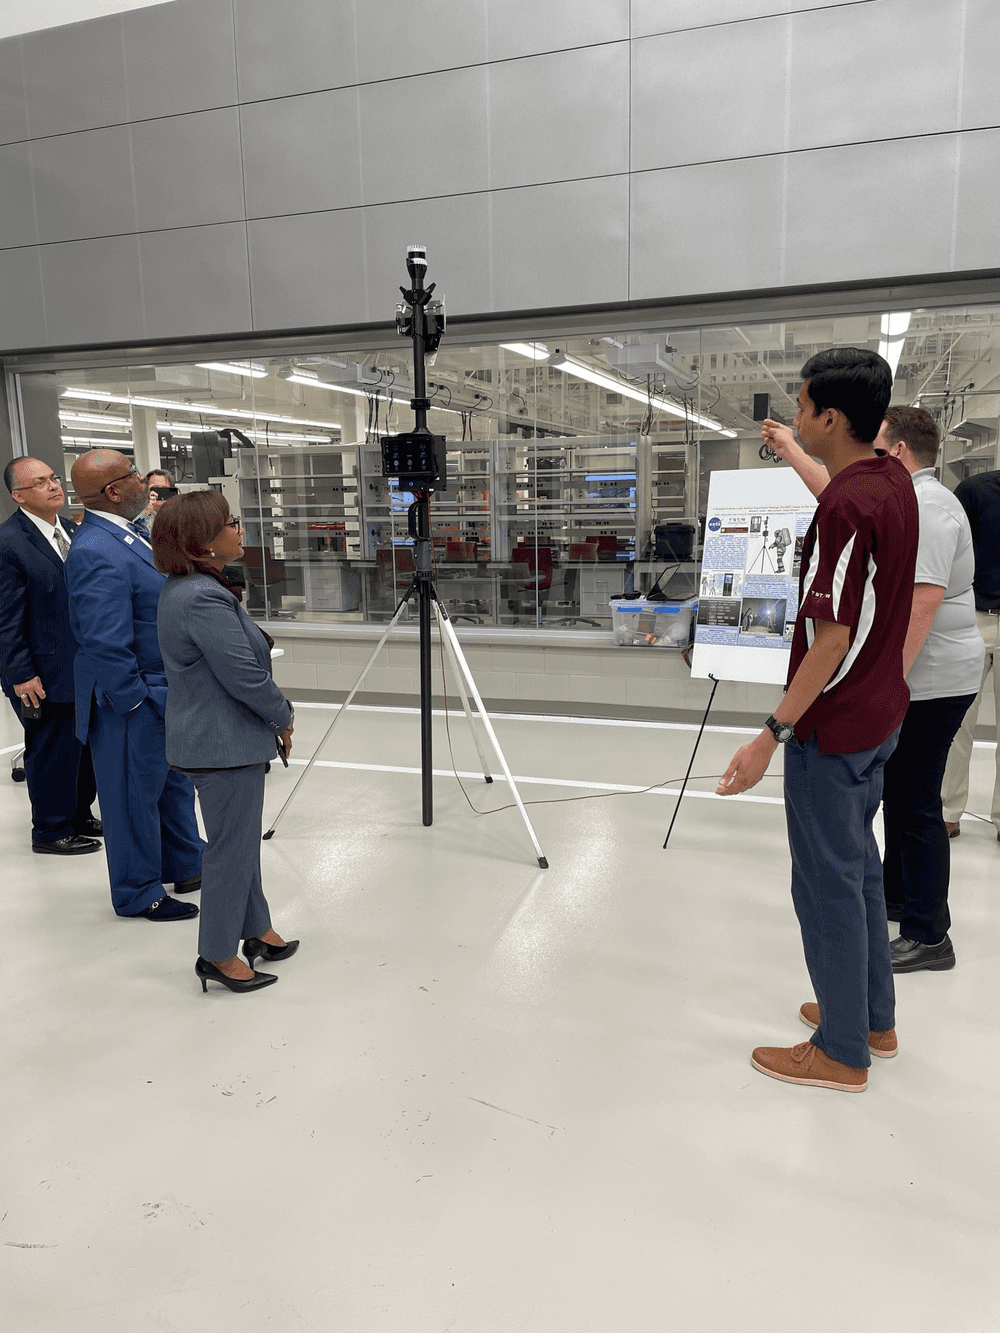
[21,508,72,561]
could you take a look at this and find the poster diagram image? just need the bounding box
[745,515,795,575]
[697,598,742,629]
[700,570,744,599]
[792,535,804,577]
[739,597,787,637]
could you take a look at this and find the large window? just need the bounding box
[15,303,1000,629]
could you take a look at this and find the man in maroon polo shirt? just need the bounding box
[718,346,918,1093]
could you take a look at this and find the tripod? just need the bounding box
[262,246,548,869]
[747,517,776,575]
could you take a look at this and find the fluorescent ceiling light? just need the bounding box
[550,355,737,437]
[196,361,268,378]
[61,435,135,447]
[60,388,339,433]
[59,410,131,429]
[878,312,911,376]
[501,342,550,361]
[154,422,331,443]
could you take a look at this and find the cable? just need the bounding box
[434,633,777,818]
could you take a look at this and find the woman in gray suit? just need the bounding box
[153,492,297,994]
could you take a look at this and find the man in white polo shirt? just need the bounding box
[874,407,983,972]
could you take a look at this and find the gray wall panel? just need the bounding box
[491,176,629,311]
[961,0,1000,129]
[240,88,363,220]
[0,248,45,351]
[787,0,963,152]
[31,124,137,245]
[247,211,368,331]
[631,0,839,38]
[363,193,492,317]
[954,130,1000,271]
[489,44,629,191]
[123,0,237,121]
[629,156,785,300]
[39,234,144,346]
[0,142,38,248]
[359,67,489,206]
[632,20,788,171]
[139,223,252,340]
[0,37,29,145]
[22,13,127,138]
[783,136,957,287]
[131,107,245,233]
[486,0,629,62]
[233,0,357,102]
[355,0,487,84]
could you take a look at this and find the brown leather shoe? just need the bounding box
[752,1040,867,1091]
[944,821,960,838]
[799,1002,897,1058]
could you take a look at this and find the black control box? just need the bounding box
[381,431,446,488]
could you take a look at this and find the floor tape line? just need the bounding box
[282,757,784,805]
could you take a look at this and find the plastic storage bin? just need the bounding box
[610,597,698,648]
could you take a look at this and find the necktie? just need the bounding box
[130,517,151,540]
[52,524,71,561]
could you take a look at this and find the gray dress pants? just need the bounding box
[183,763,272,961]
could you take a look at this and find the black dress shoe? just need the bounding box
[891,934,956,972]
[32,835,101,856]
[196,957,278,993]
[72,818,103,838]
[134,896,199,921]
[242,936,300,965]
[173,874,202,894]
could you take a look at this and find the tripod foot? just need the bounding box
[262,830,275,841]
[537,856,549,869]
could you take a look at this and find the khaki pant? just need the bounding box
[941,610,1000,830]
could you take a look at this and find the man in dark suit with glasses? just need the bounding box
[0,458,101,854]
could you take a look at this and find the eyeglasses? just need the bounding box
[78,466,141,500]
[223,516,242,530]
[13,473,62,492]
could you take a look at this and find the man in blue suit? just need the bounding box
[66,449,204,921]
[0,458,101,854]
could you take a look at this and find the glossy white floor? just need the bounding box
[3,698,999,1333]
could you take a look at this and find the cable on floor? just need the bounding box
[435,634,779,817]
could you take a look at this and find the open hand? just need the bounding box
[716,732,777,796]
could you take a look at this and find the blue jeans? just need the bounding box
[784,731,898,1068]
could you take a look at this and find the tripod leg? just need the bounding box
[435,609,548,868]
[662,674,720,849]
[262,588,414,840]
[432,600,493,783]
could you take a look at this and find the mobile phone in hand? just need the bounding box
[21,697,42,721]
[276,734,289,767]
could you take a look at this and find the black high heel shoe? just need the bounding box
[195,956,278,993]
[242,936,300,965]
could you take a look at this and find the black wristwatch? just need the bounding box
[764,715,795,744]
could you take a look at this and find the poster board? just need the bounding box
[691,469,817,685]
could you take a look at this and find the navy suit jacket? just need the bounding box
[0,509,80,704]
[158,573,292,768]
[65,511,168,741]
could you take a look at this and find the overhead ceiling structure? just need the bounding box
[49,303,1000,465]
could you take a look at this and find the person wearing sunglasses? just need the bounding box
[65,450,205,922]
[0,459,102,855]
[153,492,296,994]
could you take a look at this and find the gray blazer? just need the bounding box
[157,573,292,769]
